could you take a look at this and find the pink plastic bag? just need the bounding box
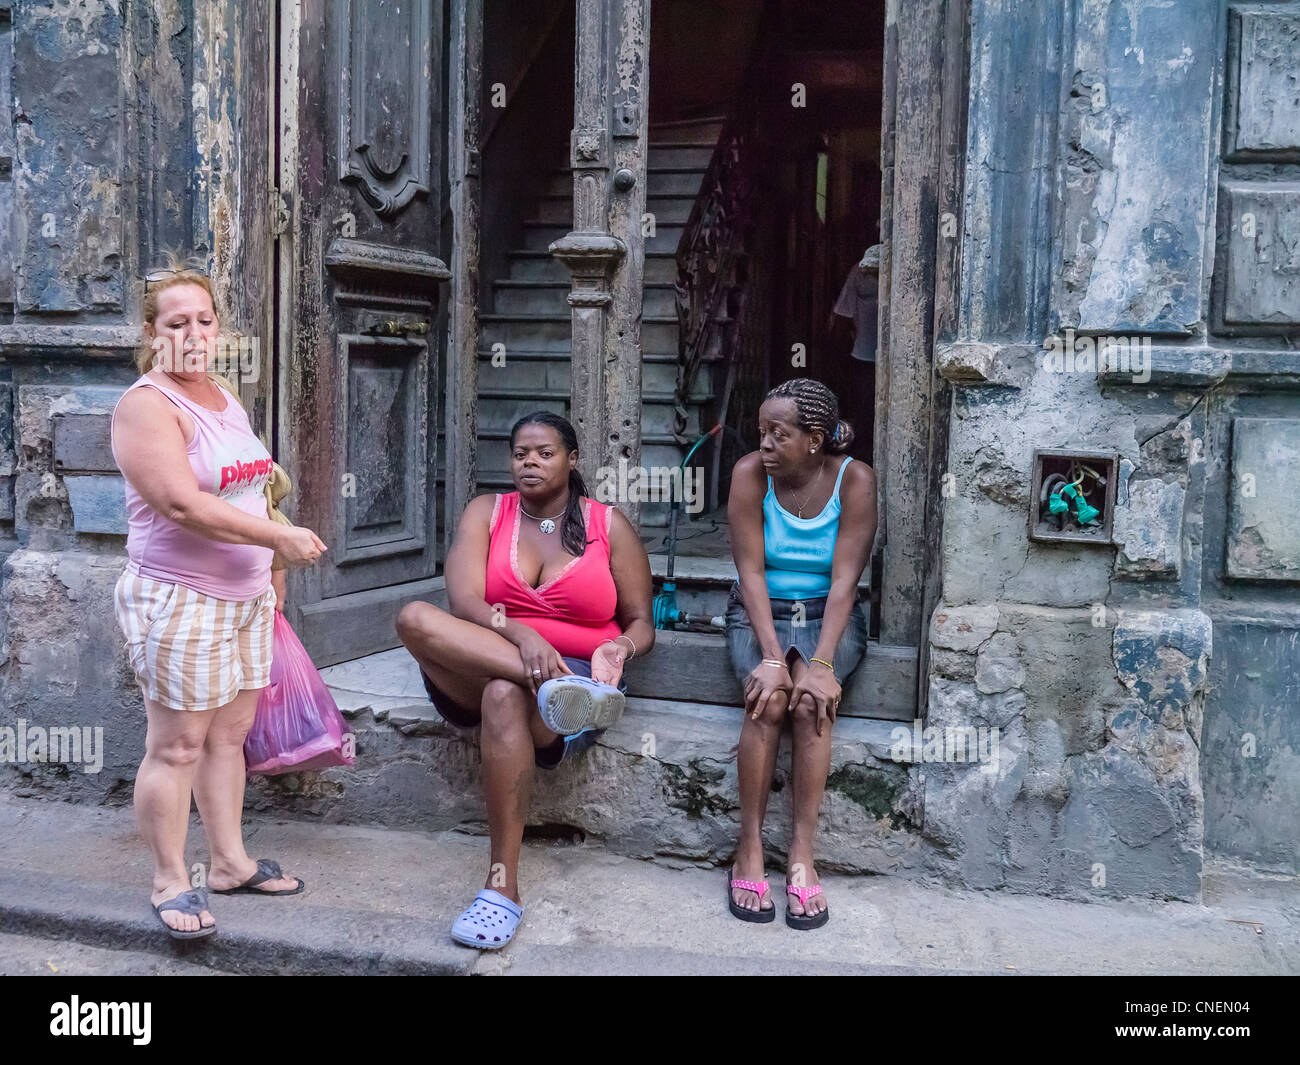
[244,611,355,776]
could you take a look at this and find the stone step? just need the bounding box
[505,249,680,284]
[648,144,715,169]
[490,280,573,316]
[483,312,691,353]
[491,278,678,317]
[528,193,694,227]
[520,221,572,251]
[541,166,708,199]
[645,554,877,623]
[520,219,687,252]
[312,648,921,869]
[476,388,696,436]
[641,195,698,226]
[643,169,711,197]
[649,115,726,142]
[474,348,712,398]
[480,313,575,351]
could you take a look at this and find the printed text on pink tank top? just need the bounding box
[216,456,273,498]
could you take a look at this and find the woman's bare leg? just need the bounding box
[731,686,790,913]
[397,602,561,903]
[194,686,299,893]
[787,657,831,918]
[136,698,216,932]
[396,601,532,714]
[478,678,561,904]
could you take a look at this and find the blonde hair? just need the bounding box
[135,253,221,375]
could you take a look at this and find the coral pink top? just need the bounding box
[483,492,621,659]
[112,375,274,601]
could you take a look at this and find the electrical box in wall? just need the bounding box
[1029,449,1118,545]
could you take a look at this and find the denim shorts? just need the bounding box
[419,656,625,770]
[724,582,868,687]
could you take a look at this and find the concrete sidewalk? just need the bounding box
[0,792,1295,975]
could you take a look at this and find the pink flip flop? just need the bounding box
[785,882,829,930]
[727,867,776,923]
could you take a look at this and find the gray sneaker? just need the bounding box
[536,674,626,735]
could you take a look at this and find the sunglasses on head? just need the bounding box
[144,265,209,285]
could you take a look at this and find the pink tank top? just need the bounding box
[482,492,621,659]
[112,375,274,601]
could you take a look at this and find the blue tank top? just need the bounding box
[763,457,853,600]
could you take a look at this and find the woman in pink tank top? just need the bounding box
[397,412,655,950]
[110,265,326,940]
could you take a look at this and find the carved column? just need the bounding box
[550,0,649,522]
[445,0,483,554]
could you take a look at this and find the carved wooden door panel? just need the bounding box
[280,0,449,665]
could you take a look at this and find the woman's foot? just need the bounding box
[785,857,827,921]
[208,857,302,895]
[730,838,773,915]
[151,879,215,935]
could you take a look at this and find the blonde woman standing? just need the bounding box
[110,263,326,939]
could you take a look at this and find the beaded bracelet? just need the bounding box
[810,656,837,675]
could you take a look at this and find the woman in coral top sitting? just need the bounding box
[396,411,654,950]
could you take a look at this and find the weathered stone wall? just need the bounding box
[0,0,260,798]
[927,0,1300,902]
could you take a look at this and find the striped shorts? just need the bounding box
[114,570,276,712]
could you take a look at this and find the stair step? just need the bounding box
[491,280,572,315]
[521,220,686,252]
[491,279,678,317]
[622,630,914,720]
[480,313,699,355]
[506,250,680,283]
[642,196,697,225]
[534,192,696,225]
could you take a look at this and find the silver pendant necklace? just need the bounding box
[783,459,825,518]
[520,502,566,534]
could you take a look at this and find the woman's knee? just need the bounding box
[395,600,446,647]
[480,678,529,739]
[751,687,791,728]
[790,691,820,725]
[146,731,206,770]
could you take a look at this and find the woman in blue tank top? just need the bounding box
[724,378,877,929]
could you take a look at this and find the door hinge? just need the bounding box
[271,187,292,236]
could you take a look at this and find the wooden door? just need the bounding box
[279,0,450,665]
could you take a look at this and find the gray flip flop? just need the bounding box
[154,888,216,940]
[210,857,304,896]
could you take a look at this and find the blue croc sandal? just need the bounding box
[451,889,523,949]
[537,675,625,735]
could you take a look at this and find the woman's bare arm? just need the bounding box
[607,506,656,658]
[112,387,301,553]
[728,452,783,662]
[811,460,876,666]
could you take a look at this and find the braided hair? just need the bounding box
[508,411,590,557]
[764,378,855,454]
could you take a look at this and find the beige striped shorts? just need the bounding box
[114,570,276,712]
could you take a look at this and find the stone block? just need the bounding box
[1225,5,1300,158]
[1113,608,1212,737]
[1226,417,1300,581]
[63,475,126,534]
[929,604,998,653]
[1219,181,1300,327]
[975,631,1025,694]
[0,549,139,799]
[1063,0,1218,334]
[1114,476,1185,578]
